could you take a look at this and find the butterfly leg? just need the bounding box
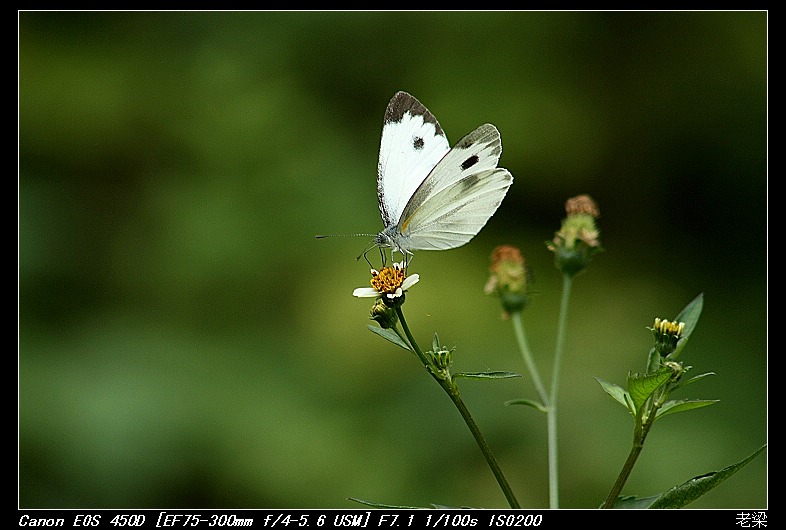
[399,249,414,270]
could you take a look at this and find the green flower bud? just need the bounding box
[650,318,685,357]
[370,298,398,328]
[430,347,453,372]
[546,195,602,277]
[663,360,685,382]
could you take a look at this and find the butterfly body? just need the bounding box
[374,91,513,264]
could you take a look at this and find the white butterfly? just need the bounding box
[372,91,513,265]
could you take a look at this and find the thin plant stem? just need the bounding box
[601,399,660,508]
[547,273,573,509]
[395,305,521,509]
[601,438,644,509]
[440,379,521,509]
[511,273,574,509]
[511,311,559,509]
[511,313,548,406]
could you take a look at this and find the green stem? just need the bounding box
[601,438,644,509]
[511,311,558,509]
[395,306,521,509]
[547,273,573,509]
[511,313,548,406]
[601,400,661,508]
[393,306,431,368]
[545,401,558,509]
[440,379,521,509]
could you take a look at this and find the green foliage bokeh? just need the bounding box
[19,11,767,508]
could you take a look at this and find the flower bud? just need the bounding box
[485,245,531,316]
[663,360,685,382]
[370,298,399,328]
[546,194,602,277]
[430,347,454,372]
[650,318,685,357]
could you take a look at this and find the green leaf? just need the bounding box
[654,399,719,420]
[595,377,631,411]
[649,445,767,508]
[645,347,661,375]
[432,333,441,352]
[348,497,473,509]
[367,325,411,351]
[671,372,714,392]
[608,495,660,509]
[348,497,425,509]
[453,371,522,380]
[670,293,703,359]
[675,292,703,339]
[504,398,549,413]
[627,368,672,411]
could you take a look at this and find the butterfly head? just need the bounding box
[374,227,415,265]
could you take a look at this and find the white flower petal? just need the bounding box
[386,287,403,299]
[353,287,379,298]
[401,274,420,290]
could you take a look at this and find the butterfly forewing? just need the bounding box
[377,92,450,227]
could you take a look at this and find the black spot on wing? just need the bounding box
[460,155,479,171]
[413,136,424,150]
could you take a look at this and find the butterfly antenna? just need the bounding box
[315,232,376,241]
[316,232,366,239]
[316,232,382,269]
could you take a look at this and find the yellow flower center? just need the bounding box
[370,266,406,293]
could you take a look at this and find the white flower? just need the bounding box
[353,264,419,299]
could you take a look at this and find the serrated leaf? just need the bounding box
[649,445,766,508]
[504,398,549,413]
[367,325,411,351]
[654,399,719,420]
[627,368,672,410]
[453,371,522,380]
[595,377,631,410]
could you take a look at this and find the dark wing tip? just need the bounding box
[384,91,444,136]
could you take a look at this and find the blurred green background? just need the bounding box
[19,11,767,509]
